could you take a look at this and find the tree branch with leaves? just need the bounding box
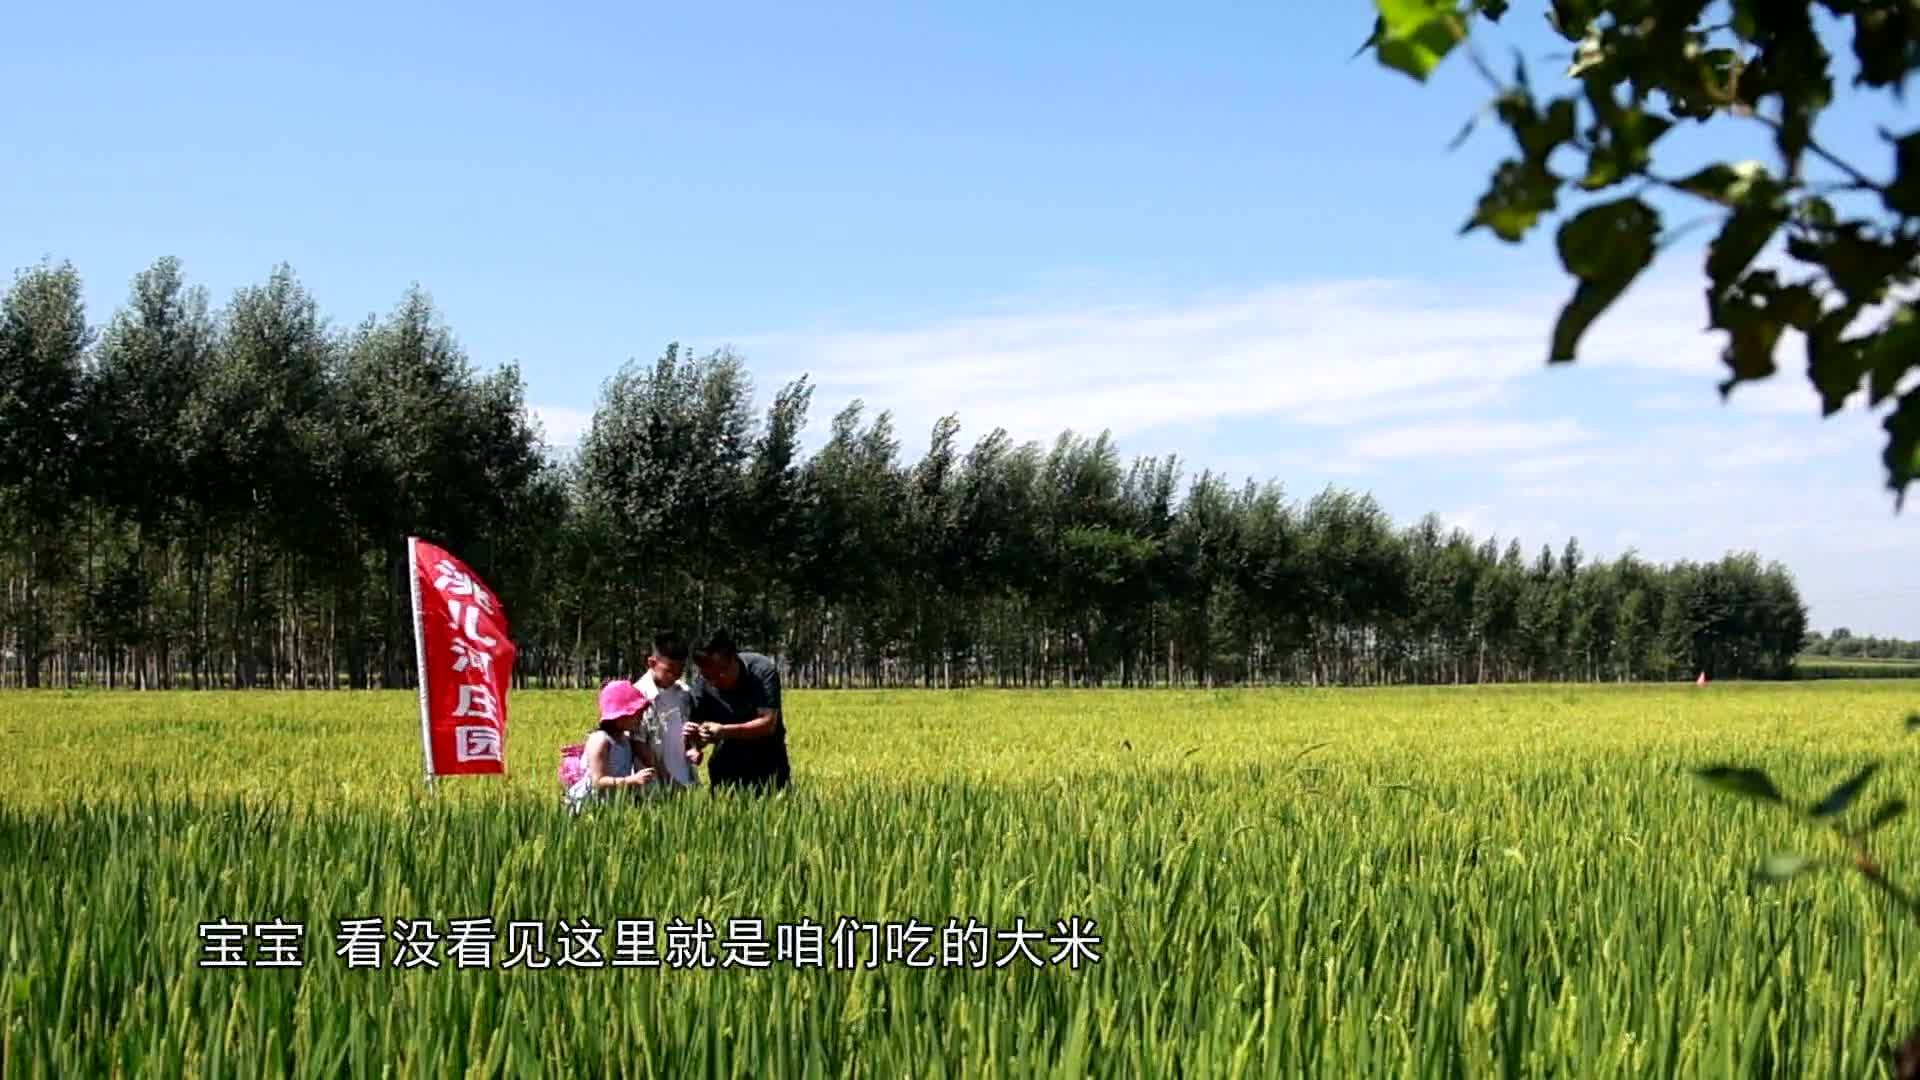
[1362,0,1920,504]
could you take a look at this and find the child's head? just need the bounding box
[648,630,689,686]
[597,679,650,734]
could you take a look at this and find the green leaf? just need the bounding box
[1775,108,1816,178]
[1510,97,1578,163]
[1448,113,1480,151]
[1753,853,1817,883]
[1807,305,1871,416]
[1549,198,1659,362]
[1883,131,1920,216]
[1794,195,1837,230]
[1584,106,1673,187]
[1809,762,1880,818]
[1804,295,1912,418]
[1863,304,1920,408]
[1675,160,1773,208]
[1695,166,1787,339]
[1566,24,1606,78]
[1849,8,1920,93]
[1864,799,1907,834]
[1463,159,1560,242]
[1712,270,1821,394]
[1705,203,1786,294]
[1446,97,1502,151]
[1371,0,1468,82]
[1355,15,1386,60]
[1711,281,1790,389]
[1909,711,1920,733]
[1793,224,1920,311]
[1730,0,1759,41]
[1547,0,1596,42]
[1558,198,1659,282]
[1693,765,1786,805]
[1580,150,1620,191]
[1884,390,1920,506]
[1552,277,1639,364]
[1668,49,1746,120]
[1582,66,1624,128]
[1291,742,1329,765]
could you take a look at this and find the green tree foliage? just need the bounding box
[0,262,91,687]
[1362,0,1920,503]
[0,257,1820,689]
[1805,629,1920,659]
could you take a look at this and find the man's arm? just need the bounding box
[707,708,779,741]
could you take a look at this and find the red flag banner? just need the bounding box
[409,537,517,779]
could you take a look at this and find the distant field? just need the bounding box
[4,682,1920,1076]
[1796,655,1920,679]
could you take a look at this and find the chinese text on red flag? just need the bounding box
[410,538,517,777]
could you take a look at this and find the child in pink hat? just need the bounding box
[563,679,662,812]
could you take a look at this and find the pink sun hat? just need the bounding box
[598,679,651,723]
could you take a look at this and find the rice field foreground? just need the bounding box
[4,683,1920,1078]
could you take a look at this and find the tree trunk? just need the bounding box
[383,543,405,689]
[23,531,42,689]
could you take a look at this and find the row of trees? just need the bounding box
[1803,630,1920,661]
[0,258,1813,690]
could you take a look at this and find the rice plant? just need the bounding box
[2,682,1917,1076]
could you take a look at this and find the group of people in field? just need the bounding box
[563,628,790,812]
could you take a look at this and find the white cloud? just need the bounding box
[1293,383,1512,428]
[747,253,1897,462]
[755,276,1676,453]
[1436,504,1493,537]
[1423,409,1911,632]
[1347,418,1592,461]
[1435,504,1568,551]
[1702,424,1867,471]
[1638,375,1826,418]
[706,263,1917,634]
[528,404,594,450]
[1498,450,1627,478]
[1634,392,1696,412]
[1720,376,1823,416]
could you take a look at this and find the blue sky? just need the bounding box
[7,2,1916,636]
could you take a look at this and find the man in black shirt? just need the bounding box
[682,628,790,791]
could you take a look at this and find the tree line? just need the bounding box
[1803,630,1920,662]
[0,257,1813,690]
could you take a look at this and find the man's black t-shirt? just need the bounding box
[690,651,790,788]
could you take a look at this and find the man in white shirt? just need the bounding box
[636,631,701,789]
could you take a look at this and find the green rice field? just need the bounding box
[4,681,1920,1076]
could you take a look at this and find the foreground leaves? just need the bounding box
[1811,762,1882,819]
[1365,0,1920,502]
[1550,198,1660,362]
[1692,765,1786,805]
[1754,853,1819,883]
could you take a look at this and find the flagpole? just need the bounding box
[408,537,436,793]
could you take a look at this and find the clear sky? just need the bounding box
[7,2,1915,636]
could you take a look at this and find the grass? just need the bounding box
[3,681,1920,1076]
